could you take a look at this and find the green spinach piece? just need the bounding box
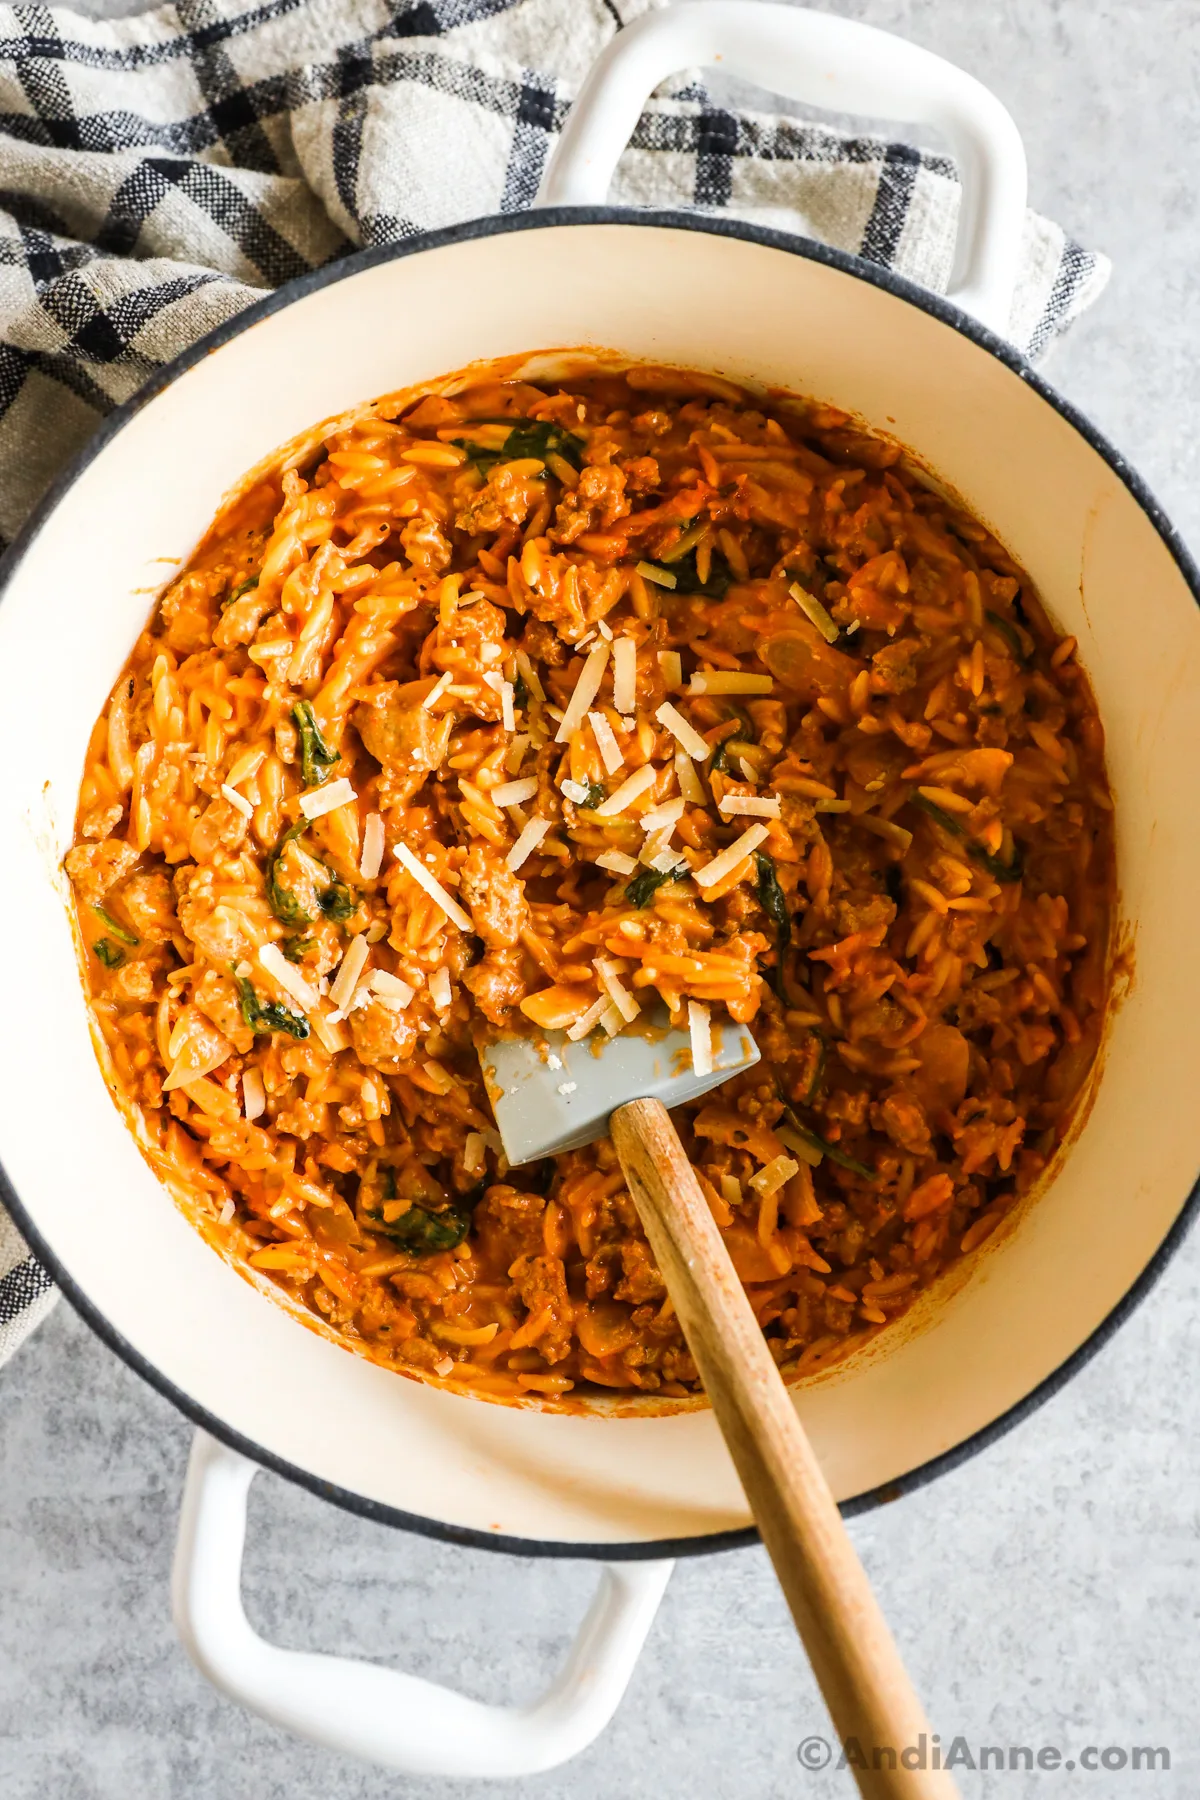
[669,547,733,599]
[90,904,139,947]
[292,699,339,788]
[265,822,313,926]
[754,851,791,1002]
[909,792,1022,882]
[222,576,259,609]
[366,1202,472,1253]
[454,418,585,475]
[282,934,314,963]
[625,865,684,908]
[780,1102,876,1181]
[318,878,357,923]
[92,939,126,970]
[235,974,310,1040]
[578,779,608,810]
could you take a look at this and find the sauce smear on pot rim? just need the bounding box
[66,359,1115,1405]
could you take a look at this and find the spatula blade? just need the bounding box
[480,1013,760,1166]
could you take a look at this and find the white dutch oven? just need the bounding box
[2,3,1198,1778]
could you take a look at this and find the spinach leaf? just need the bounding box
[454,418,584,474]
[754,850,791,1002]
[318,878,357,923]
[909,793,1021,882]
[669,547,732,599]
[579,780,607,810]
[235,974,310,1040]
[513,671,529,710]
[90,904,139,947]
[292,699,339,788]
[282,934,315,963]
[93,938,125,969]
[365,1201,472,1253]
[223,576,259,609]
[709,739,731,774]
[266,821,313,927]
[780,1101,875,1180]
[625,865,684,908]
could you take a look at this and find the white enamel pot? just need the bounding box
[2,2,1198,1779]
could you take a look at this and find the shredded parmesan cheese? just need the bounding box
[655,701,710,761]
[555,642,610,743]
[595,958,640,1023]
[687,672,773,696]
[500,680,516,731]
[595,764,656,817]
[504,733,530,774]
[395,842,473,931]
[328,935,370,1012]
[257,943,319,1012]
[597,618,614,641]
[749,1154,801,1197]
[693,822,770,889]
[719,1173,743,1206]
[688,1000,713,1077]
[491,776,539,808]
[369,970,415,1006]
[220,783,254,819]
[717,794,782,819]
[241,1068,265,1121]
[599,1004,623,1036]
[566,994,610,1041]
[561,778,589,803]
[657,650,683,690]
[422,670,453,709]
[612,637,637,714]
[675,750,707,803]
[429,967,452,1011]
[360,812,385,879]
[596,850,637,875]
[299,776,356,820]
[309,1008,349,1054]
[506,815,551,871]
[641,796,685,834]
[587,711,625,775]
[789,581,840,645]
[463,1131,485,1173]
[514,649,545,702]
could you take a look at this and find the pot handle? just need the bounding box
[171,1430,674,1777]
[537,1,1027,334]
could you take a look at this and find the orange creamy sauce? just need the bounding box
[67,361,1114,1403]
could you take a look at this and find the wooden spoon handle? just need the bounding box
[611,1098,957,1800]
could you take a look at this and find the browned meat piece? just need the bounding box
[65,839,138,902]
[552,463,630,544]
[213,588,270,649]
[911,1022,970,1117]
[175,865,258,965]
[509,1251,574,1363]
[117,868,177,943]
[458,846,527,949]
[474,1184,547,1270]
[354,681,453,798]
[160,570,218,654]
[188,794,248,862]
[455,464,542,535]
[870,638,923,693]
[79,802,124,842]
[518,618,569,670]
[399,518,452,572]
[613,1237,667,1306]
[831,892,896,940]
[194,968,255,1054]
[108,961,156,1003]
[872,1089,933,1157]
[349,998,420,1073]
[462,946,526,1026]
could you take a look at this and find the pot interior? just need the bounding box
[1,217,1197,1550]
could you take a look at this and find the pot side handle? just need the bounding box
[171,1429,674,1777]
[536,1,1027,334]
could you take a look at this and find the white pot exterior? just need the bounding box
[2,214,1198,1552]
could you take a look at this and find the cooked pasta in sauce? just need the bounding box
[67,359,1114,1403]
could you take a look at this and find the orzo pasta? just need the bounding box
[67,359,1114,1403]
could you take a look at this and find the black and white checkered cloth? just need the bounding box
[0,0,1110,1366]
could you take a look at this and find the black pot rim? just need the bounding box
[3,204,1198,1563]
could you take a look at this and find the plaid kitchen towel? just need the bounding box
[0,0,1109,1367]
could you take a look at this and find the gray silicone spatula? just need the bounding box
[478,1017,956,1800]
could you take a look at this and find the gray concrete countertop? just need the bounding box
[3,3,1199,1796]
